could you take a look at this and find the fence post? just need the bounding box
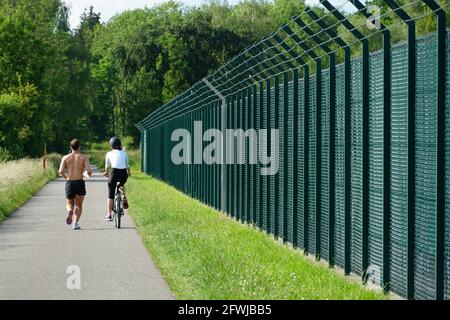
[274,75,280,239]
[321,0,370,281]
[252,84,258,225]
[303,6,338,268]
[291,15,323,260]
[348,0,392,292]
[422,0,446,301]
[272,33,309,249]
[259,80,265,230]
[292,68,300,248]
[280,24,310,251]
[304,66,310,254]
[247,87,253,223]
[303,8,352,275]
[237,90,242,221]
[283,71,289,243]
[263,39,296,238]
[384,0,416,300]
[241,88,246,221]
[231,94,237,217]
[282,23,315,255]
[266,78,272,233]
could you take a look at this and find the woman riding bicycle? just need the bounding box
[103,137,130,221]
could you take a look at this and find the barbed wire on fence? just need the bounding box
[138,0,447,130]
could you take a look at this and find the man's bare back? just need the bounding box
[59,153,93,181]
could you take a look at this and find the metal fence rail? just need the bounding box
[137,0,449,300]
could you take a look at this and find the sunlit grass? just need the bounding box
[0,156,59,223]
[85,145,387,299]
[126,163,388,300]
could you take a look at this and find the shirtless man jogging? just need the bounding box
[59,139,93,230]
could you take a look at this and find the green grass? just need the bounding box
[85,146,386,299]
[126,160,387,300]
[85,137,137,169]
[0,154,60,223]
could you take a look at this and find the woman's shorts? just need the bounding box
[108,168,128,199]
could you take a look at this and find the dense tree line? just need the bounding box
[0,0,448,159]
[0,0,97,159]
[88,0,308,146]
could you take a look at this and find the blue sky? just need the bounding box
[65,0,355,30]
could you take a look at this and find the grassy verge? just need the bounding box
[85,137,138,168]
[125,158,387,299]
[0,154,60,223]
[85,146,386,299]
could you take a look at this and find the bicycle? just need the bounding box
[112,182,124,229]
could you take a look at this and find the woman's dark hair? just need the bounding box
[109,136,122,150]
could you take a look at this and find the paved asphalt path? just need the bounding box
[0,167,174,300]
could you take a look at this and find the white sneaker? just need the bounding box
[104,215,113,221]
[73,222,81,230]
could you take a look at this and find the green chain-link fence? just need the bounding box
[137,0,449,300]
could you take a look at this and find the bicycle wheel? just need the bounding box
[115,195,122,229]
[111,197,116,227]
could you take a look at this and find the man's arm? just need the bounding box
[85,157,93,177]
[58,156,67,180]
[103,153,110,177]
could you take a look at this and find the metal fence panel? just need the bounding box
[297,77,305,250]
[368,50,385,286]
[262,86,268,230]
[445,28,450,301]
[335,64,346,269]
[287,79,295,244]
[308,75,317,255]
[390,41,409,298]
[414,33,438,300]
[321,69,331,261]
[138,28,450,300]
[351,58,364,276]
[277,77,284,239]
[256,85,262,228]
[269,85,276,235]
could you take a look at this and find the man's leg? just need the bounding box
[74,196,84,222]
[66,198,74,225]
[67,198,74,212]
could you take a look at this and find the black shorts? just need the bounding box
[108,168,128,199]
[65,180,86,199]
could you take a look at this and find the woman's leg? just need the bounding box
[107,199,113,215]
[106,175,115,218]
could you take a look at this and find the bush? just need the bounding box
[0,85,47,158]
[0,147,13,162]
[45,153,61,170]
[85,136,136,168]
